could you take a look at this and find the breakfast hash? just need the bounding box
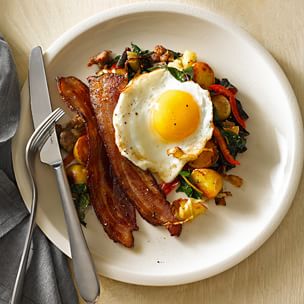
[56,43,249,247]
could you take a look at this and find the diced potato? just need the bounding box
[171,198,207,222]
[113,68,127,75]
[189,140,218,168]
[128,58,140,72]
[212,95,231,120]
[181,50,197,68]
[73,135,89,165]
[193,62,215,89]
[190,169,223,199]
[127,51,138,59]
[66,164,88,184]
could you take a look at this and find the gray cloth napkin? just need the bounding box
[0,36,78,303]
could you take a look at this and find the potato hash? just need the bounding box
[57,43,249,230]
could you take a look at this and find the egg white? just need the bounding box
[113,68,213,183]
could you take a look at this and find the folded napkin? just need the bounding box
[0,36,78,303]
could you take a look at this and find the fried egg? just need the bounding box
[113,68,213,183]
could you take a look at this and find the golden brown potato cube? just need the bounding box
[73,135,89,165]
[181,50,197,68]
[66,164,88,184]
[126,51,138,59]
[190,169,223,199]
[212,94,231,120]
[193,62,215,89]
[171,198,207,222]
[114,68,128,75]
[128,58,140,72]
[189,140,218,168]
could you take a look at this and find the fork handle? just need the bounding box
[10,211,36,304]
[53,163,100,304]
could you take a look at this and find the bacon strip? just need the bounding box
[88,74,182,236]
[57,76,137,247]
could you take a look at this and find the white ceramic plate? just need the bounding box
[12,3,304,286]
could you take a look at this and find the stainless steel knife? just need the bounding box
[29,46,100,303]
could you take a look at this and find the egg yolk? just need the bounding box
[152,90,200,142]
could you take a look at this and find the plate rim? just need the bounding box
[12,2,304,286]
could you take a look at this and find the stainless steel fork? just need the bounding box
[10,108,65,304]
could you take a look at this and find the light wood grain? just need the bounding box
[1,0,304,303]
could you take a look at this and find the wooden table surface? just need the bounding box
[1,0,304,303]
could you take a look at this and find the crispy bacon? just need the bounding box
[57,76,137,247]
[88,73,182,236]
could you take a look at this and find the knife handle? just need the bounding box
[53,163,100,304]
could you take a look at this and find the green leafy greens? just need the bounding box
[221,130,247,156]
[179,170,191,177]
[167,66,193,82]
[146,65,193,82]
[176,170,202,199]
[131,43,152,57]
[70,183,90,226]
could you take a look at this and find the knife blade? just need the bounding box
[29,46,100,303]
[29,47,61,166]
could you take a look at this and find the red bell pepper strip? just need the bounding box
[160,179,180,196]
[213,127,240,166]
[209,84,246,129]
